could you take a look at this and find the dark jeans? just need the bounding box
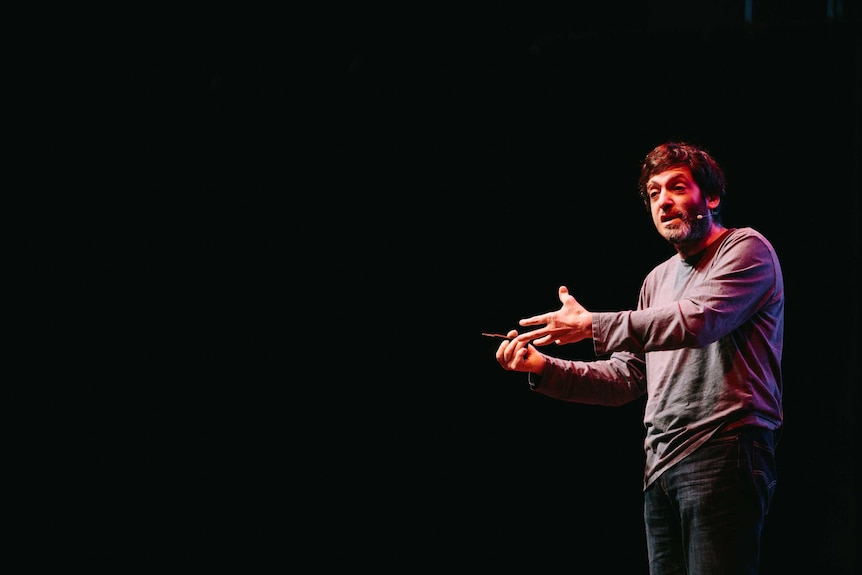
[643,426,778,575]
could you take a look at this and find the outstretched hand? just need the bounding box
[514,286,593,346]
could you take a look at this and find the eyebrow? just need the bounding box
[648,173,691,188]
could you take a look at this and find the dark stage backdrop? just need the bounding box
[19,4,857,573]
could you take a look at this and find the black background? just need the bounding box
[19,3,857,572]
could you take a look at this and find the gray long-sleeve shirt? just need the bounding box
[529,227,784,490]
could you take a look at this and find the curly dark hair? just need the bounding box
[637,142,727,222]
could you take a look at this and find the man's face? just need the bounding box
[645,167,710,246]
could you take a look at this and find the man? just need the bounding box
[494,141,784,574]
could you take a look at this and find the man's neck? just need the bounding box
[676,225,729,259]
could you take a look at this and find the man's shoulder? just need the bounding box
[723,227,777,252]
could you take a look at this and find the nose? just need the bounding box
[656,188,674,212]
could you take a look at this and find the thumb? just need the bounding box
[558,285,570,302]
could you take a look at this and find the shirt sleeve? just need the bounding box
[528,351,647,406]
[592,229,782,355]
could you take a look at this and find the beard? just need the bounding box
[663,216,709,246]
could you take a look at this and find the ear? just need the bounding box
[706,194,721,211]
